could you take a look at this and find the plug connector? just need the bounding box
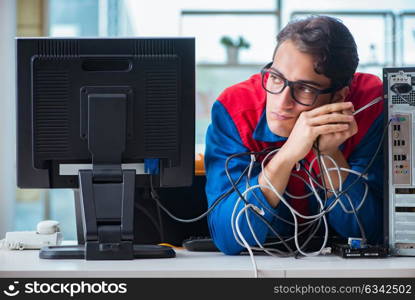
[348,237,367,249]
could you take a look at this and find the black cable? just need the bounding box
[227,148,329,256]
[149,117,390,251]
[134,202,163,241]
[314,137,329,203]
[297,160,327,199]
[299,159,321,189]
[292,158,330,258]
[155,196,165,242]
[245,206,295,256]
[288,156,325,258]
[248,119,389,253]
[224,148,296,254]
[391,85,412,105]
[294,217,323,259]
[345,192,367,242]
[230,147,331,255]
[244,157,295,255]
[314,136,367,243]
[247,158,314,228]
[149,163,252,223]
[299,118,390,244]
[149,147,296,255]
[224,149,276,204]
[322,119,391,214]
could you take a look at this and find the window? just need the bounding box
[49,0,99,36]
[291,11,394,78]
[180,6,280,148]
[401,12,415,65]
[181,14,277,64]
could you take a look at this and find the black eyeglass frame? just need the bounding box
[260,62,338,106]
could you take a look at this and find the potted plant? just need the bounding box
[220,36,250,65]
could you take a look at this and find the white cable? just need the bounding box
[243,201,280,258]
[231,189,260,250]
[231,186,275,250]
[243,201,266,252]
[261,149,366,255]
[303,152,369,246]
[260,149,329,257]
[284,173,316,199]
[246,154,256,185]
[235,204,259,278]
[338,182,369,213]
[353,96,383,116]
[326,167,368,180]
[230,186,295,255]
[320,154,342,197]
[307,155,347,214]
[229,111,392,259]
[261,150,330,259]
[248,170,316,227]
[261,149,331,219]
[308,156,369,214]
[228,143,373,260]
[231,196,318,253]
[235,201,294,278]
[0,239,22,250]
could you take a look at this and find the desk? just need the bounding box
[1,247,415,278]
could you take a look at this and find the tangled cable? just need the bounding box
[230,118,391,277]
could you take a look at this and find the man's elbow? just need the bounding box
[214,238,243,255]
[209,227,243,255]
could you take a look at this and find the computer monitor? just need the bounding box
[16,38,195,260]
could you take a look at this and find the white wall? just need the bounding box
[0,0,16,237]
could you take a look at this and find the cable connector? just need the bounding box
[348,237,367,249]
[150,188,160,201]
[251,205,265,216]
[321,247,332,255]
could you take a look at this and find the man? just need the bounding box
[204,16,384,255]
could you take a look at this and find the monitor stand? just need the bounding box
[39,92,175,260]
[39,171,175,260]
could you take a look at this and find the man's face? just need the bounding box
[265,39,337,137]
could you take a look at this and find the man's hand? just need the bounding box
[317,107,357,155]
[280,102,356,163]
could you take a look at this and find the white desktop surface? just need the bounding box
[1,246,415,278]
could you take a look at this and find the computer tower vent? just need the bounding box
[392,92,415,105]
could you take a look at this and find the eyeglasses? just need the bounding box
[261,62,337,106]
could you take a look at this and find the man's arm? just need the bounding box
[257,148,297,207]
[205,101,290,255]
[258,102,356,208]
[318,149,350,195]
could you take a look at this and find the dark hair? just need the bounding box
[274,15,359,90]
